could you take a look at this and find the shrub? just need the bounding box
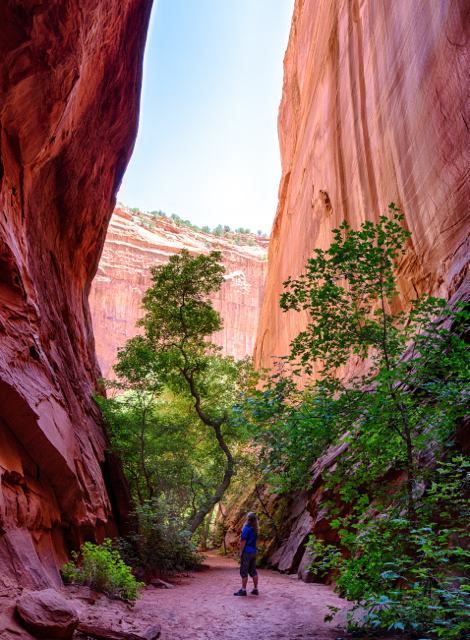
[242,207,470,637]
[201,225,211,234]
[119,498,203,573]
[61,539,144,604]
[246,238,256,246]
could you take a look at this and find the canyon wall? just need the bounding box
[255,0,470,372]
[0,0,152,587]
[89,208,268,379]
[250,0,470,580]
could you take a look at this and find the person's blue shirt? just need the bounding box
[241,525,257,554]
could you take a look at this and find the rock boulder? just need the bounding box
[17,589,79,638]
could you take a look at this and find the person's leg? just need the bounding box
[249,555,259,594]
[235,553,249,595]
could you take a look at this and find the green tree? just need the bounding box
[213,224,224,237]
[242,206,470,636]
[108,250,257,533]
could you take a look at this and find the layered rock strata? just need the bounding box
[251,0,470,580]
[89,208,268,378]
[0,0,152,587]
[255,0,470,373]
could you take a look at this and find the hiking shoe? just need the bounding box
[251,588,259,595]
[234,589,247,596]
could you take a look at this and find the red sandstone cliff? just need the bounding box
[0,0,152,587]
[89,208,268,378]
[251,0,470,580]
[255,0,470,373]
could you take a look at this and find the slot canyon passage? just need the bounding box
[1,1,470,640]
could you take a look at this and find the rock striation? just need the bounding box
[255,0,470,374]
[89,208,268,378]
[0,0,152,587]
[251,0,470,580]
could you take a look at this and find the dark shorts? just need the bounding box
[240,552,258,578]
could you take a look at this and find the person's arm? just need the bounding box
[240,526,248,554]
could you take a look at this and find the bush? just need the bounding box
[119,498,203,573]
[61,539,144,604]
[246,238,256,246]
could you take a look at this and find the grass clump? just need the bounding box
[62,538,144,604]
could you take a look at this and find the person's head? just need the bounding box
[244,512,259,535]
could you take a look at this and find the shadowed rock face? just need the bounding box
[0,0,153,586]
[255,0,470,374]
[89,208,268,378]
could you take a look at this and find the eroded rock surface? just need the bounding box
[89,208,268,377]
[255,0,470,374]
[0,0,152,586]
[17,589,79,638]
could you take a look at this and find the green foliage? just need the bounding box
[223,225,232,233]
[213,224,224,237]
[138,249,224,350]
[130,207,140,214]
[61,539,144,604]
[246,238,256,247]
[240,206,470,637]
[307,457,470,637]
[119,499,203,572]
[99,249,259,536]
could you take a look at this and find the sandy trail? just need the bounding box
[133,552,347,640]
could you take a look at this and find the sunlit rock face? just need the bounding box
[0,0,152,587]
[254,0,470,373]
[249,0,470,584]
[89,208,269,378]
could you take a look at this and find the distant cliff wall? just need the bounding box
[0,0,152,587]
[89,208,268,378]
[255,0,470,373]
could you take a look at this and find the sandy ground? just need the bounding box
[132,552,348,640]
[0,553,408,640]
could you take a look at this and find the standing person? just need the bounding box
[234,512,259,596]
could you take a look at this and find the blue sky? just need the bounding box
[117,0,294,235]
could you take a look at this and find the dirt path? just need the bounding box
[133,552,347,640]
